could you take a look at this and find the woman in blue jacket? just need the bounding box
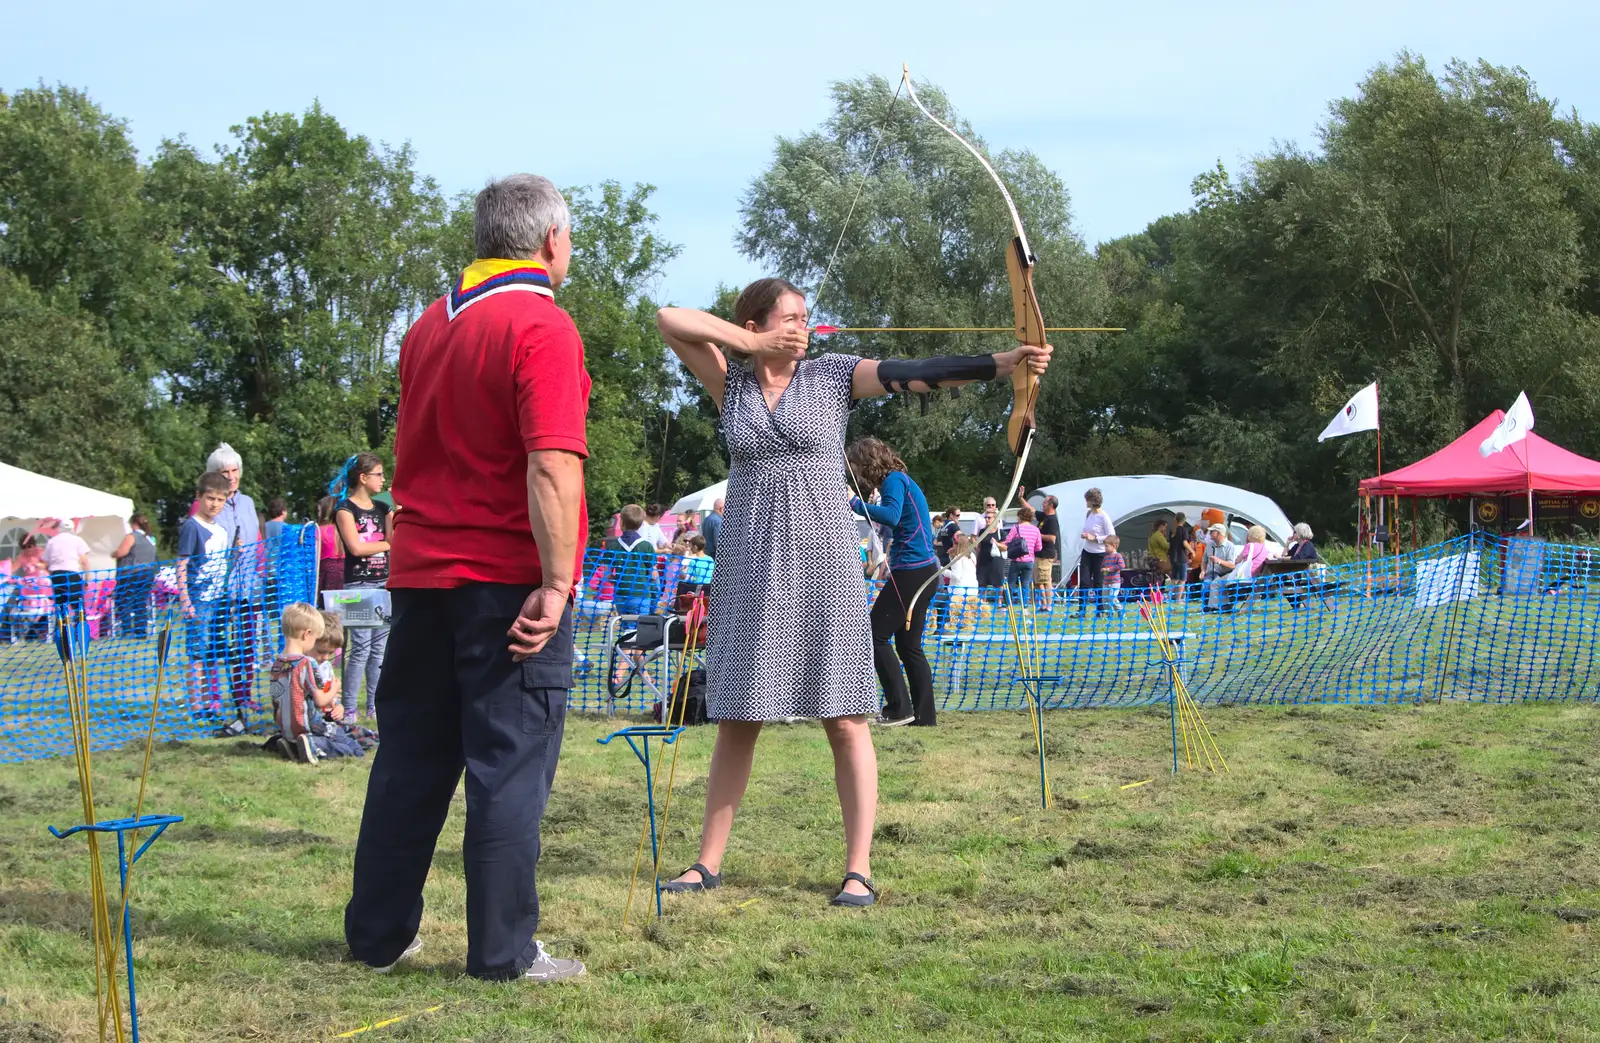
[847,437,940,727]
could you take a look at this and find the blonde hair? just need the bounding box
[1105,534,1121,549]
[281,602,325,640]
[315,610,345,648]
[1247,525,1267,544]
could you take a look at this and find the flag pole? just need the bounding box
[1374,425,1384,560]
[1526,427,1535,535]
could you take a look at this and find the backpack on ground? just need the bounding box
[653,667,710,726]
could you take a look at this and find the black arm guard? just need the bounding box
[876,354,998,393]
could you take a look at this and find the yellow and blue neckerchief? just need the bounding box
[446,258,553,320]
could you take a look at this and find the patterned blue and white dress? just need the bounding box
[706,353,876,720]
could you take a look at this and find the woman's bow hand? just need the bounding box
[994,343,1053,378]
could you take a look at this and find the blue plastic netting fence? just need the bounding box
[0,525,318,762]
[2,532,1595,762]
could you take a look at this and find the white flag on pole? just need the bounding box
[1479,391,1535,457]
[1317,382,1380,442]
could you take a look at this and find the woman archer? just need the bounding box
[654,277,1050,906]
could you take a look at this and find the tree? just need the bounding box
[1102,55,1600,532]
[0,85,204,505]
[0,270,149,492]
[145,104,453,521]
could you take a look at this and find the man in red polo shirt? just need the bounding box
[345,174,588,983]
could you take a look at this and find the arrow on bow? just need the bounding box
[812,325,1123,334]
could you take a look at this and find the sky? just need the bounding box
[7,1,1600,308]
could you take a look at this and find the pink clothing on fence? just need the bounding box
[318,523,344,561]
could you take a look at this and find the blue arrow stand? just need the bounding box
[48,813,183,1043]
[1006,674,1061,809]
[597,725,686,918]
[1146,633,1190,774]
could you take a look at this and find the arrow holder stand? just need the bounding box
[597,725,686,923]
[1150,643,1186,775]
[1006,675,1060,809]
[47,813,183,1043]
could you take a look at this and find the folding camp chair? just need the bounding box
[604,594,708,717]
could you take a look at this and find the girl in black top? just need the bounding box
[332,452,392,718]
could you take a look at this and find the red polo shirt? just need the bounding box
[388,263,590,589]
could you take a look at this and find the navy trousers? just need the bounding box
[344,584,571,980]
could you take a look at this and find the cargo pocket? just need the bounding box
[521,653,570,735]
[516,603,572,734]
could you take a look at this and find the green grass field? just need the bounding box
[1,704,1598,1042]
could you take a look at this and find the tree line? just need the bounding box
[5,52,1599,542]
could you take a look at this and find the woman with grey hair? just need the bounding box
[1287,522,1319,561]
[1074,487,1115,617]
[203,442,262,726]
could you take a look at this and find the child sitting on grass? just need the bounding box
[315,612,378,750]
[312,610,344,707]
[270,602,359,763]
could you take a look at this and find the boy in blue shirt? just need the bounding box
[177,472,232,718]
[604,503,661,616]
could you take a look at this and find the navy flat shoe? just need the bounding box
[661,862,721,893]
[829,871,877,907]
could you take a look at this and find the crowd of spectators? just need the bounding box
[844,484,1327,620]
[2,457,1334,703]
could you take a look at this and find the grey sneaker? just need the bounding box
[372,935,422,974]
[875,714,914,727]
[295,734,318,765]
[522,940,585,982]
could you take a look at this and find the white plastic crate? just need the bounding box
[320,587,393,629]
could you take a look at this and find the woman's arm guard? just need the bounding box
[876,354,998,393]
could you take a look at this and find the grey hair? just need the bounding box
[207,442,242,474]
[474,174,571,259]
[1293,522,1314,541]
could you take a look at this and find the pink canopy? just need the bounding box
[1359,411,1600,498]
